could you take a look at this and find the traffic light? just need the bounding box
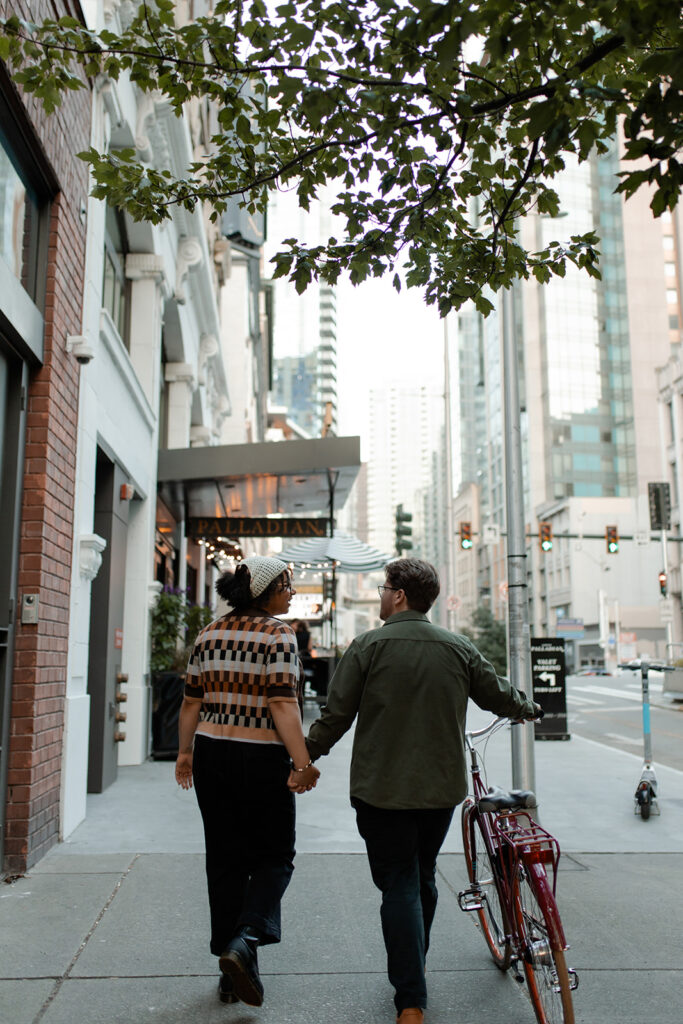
[606,525,619,554]
[659,571,668,597]
[460,521,473,550]
[539,522,553,552]
[395,504,413,555]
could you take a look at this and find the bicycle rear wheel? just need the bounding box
[461,799,511,969]
[512,863,574,1024]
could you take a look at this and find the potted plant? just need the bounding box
[150,588,213,758]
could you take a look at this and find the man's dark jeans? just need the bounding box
[352,798,454,1013]
[193,735,295,955]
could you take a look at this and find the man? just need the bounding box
[304,558,540,1024]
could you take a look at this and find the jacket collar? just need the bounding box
[383,610,430,625]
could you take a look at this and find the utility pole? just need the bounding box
[443,318,457,631]
[502,286,536,793]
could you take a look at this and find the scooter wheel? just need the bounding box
[636,783,652,820]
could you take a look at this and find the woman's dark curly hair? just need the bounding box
[215,563,289,612]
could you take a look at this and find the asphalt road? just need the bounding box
[565,670,683,772]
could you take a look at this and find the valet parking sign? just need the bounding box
[530,638,570,741]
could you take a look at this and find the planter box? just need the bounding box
[151,671,186,759]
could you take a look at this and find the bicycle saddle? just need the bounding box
[477,786,537,812]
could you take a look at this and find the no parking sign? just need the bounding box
[531,638,570,740]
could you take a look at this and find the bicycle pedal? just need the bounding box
[457,888,484,912]
[568,968,579,991]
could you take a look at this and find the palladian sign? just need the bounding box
[188,517,329,540]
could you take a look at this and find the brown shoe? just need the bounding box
[397,1011,425,1024]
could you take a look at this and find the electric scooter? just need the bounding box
[634,655,659,819]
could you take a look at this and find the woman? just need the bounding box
[175,555,320,1007]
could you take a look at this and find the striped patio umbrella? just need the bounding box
[278,530,392,574]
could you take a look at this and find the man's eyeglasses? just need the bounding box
[377,585,399,597]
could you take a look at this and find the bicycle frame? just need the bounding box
[462,718,569,955]
[459,717,578,1023]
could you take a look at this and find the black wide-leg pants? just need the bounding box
[193,734,295,955]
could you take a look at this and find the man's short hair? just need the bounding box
[385,558,440,613]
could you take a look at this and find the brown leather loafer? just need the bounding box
[396,1010,425,1024]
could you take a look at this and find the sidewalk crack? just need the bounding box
[32,854,139,1023]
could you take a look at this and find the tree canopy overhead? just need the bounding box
[2,0,681,314]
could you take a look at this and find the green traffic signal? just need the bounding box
[539,522,553,552]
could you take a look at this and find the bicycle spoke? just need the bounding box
[461,802,511,970]
[513,866,574,1024]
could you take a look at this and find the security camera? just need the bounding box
[66,335,95,365]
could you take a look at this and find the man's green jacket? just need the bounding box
[306,610,536,810]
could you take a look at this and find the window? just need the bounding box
[102,205,129,344]
[0,123,44,303]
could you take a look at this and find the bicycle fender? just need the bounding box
[526,862,568,951]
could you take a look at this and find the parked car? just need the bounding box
[575,667,612,676]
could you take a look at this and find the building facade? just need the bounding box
[1,0,271,873]
[453,142,678,664]
[0,0,92,872]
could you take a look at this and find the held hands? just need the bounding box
[175,752,193,789]
[287,762,321,794]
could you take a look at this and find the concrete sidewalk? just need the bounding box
[2,702,682,1024]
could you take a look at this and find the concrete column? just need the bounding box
[116,255,169,768]
[164,363,196,449]
[125,253,168,407]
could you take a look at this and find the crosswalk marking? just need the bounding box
[605,732,642,747]
[572,684,644,703]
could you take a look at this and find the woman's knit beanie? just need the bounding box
[241,555,289,597]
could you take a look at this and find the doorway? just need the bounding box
[86,447,130,793]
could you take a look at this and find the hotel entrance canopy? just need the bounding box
[157,436,361,523]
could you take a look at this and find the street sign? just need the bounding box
[482,524,500,545]
[648,482,671,531]
[531,638,570,741]
[555,617,584,639]
[660,598,674,624]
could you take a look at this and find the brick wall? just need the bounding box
[1,0,92,872]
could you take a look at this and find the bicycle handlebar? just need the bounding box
[465,709,544,743]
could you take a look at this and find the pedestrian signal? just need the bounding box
[460,522,473,549]
[606,526,619,554]
[539,522,553,552]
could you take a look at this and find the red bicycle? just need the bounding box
[458,717,578,1024]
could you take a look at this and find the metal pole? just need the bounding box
[661,528,673,656]
[501,286,536,792]
[443,318,456,631]
[641,656,652,764]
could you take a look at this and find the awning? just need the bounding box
[279,531,392,574]
[157,436,361,521]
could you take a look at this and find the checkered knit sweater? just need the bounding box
[184,613,301,744]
